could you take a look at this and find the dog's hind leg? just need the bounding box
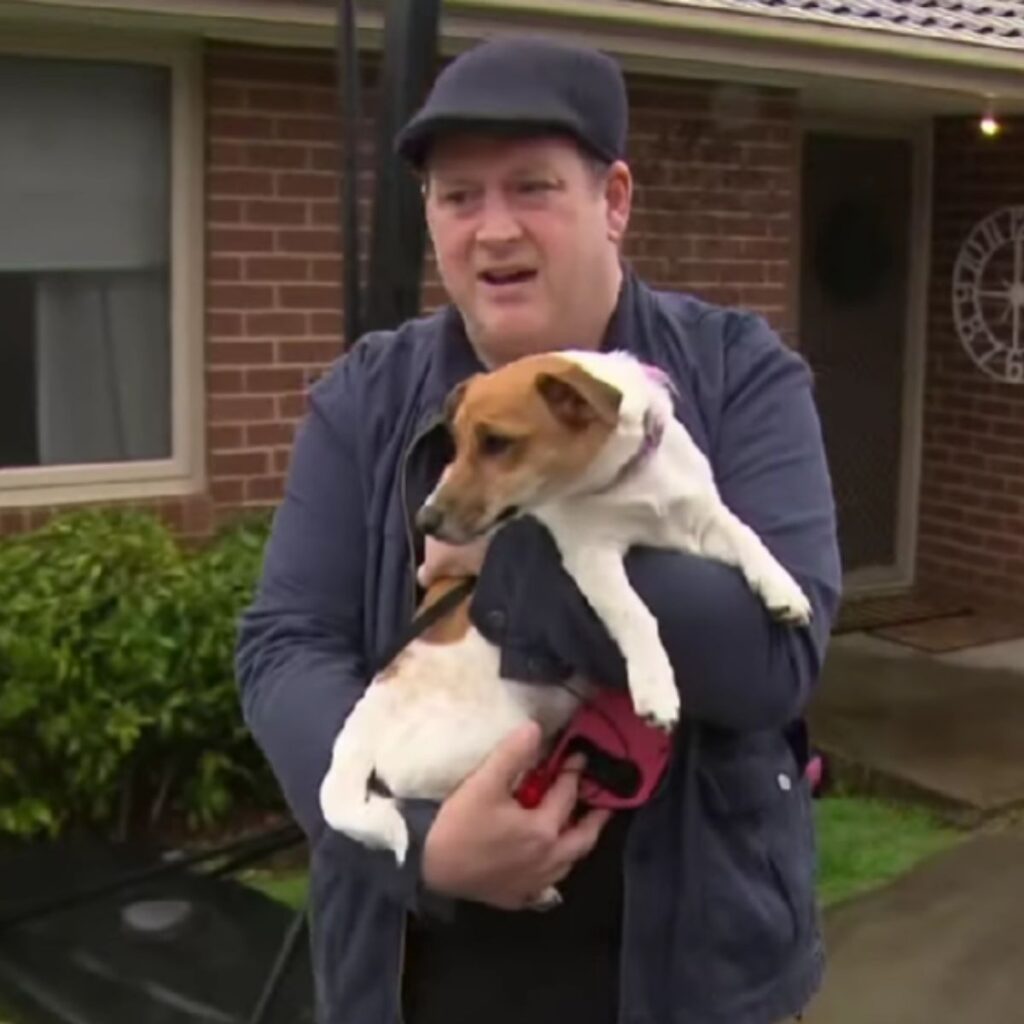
[319,688,410,864]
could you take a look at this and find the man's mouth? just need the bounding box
[478,268,537,287]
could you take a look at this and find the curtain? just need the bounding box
[0,54,172,467]
[34,271,171,465]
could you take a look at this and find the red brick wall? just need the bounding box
[917,116,1024,608]
[201,46,799,521]
[0,43,798,541]
[205,45,349,521]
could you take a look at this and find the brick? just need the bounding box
[210,478,246,504]
[207,368,245,394]
[208,113,275,140]
[246,311,308,337]
[310,148,340,173]
[210,395,276,423]
[246,476,286,502]
[276,117,337,143]
[245,142,309,170]
[0,511,27,537]
[311,257,343,283]
[310,201,341,227]
[207,199,244,224]
[209,425,246,451]
[277,171,337,198]
[247,422,297,446]
[210,141,246,167]
[208,284,275,310]
[310,311,343,336]
[211,451,270,477]
[245,367,306,393]
[209,256,243,281]
[206,311,244,338]
[209,340,275,365]
[279,284,342,310]
[208,83,246,109]
[247,85,313,114]
[246,256,310,281]
[277,339,342,363]
[278,392,309,418]
[209,227,276,253]
[245,199,308,226]
[278,228,340,254]
[209,170,275,198]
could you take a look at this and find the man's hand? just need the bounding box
[417,535,490,588]
[422,721,611,910]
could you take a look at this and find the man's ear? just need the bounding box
[534,363,622,431]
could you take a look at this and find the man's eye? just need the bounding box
[518,180,555,195]
[478,431,516,457]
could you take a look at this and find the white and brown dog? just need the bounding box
[319,350,811,880]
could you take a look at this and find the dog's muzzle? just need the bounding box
[415,503,444,537]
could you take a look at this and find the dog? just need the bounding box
[319,349,811,899]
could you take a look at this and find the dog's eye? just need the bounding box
[477,430,516,458]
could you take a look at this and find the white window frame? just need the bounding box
[0,31,204,508]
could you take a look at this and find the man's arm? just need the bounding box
[470,315,842,733]
[234,356,438,911]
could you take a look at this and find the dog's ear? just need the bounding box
[535,363,622,431]
[443,378,472,427]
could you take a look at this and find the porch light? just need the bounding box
[979,97,1002,138]
[980,114,1001,138]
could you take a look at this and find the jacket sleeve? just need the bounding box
[469,314,842,733]
[235,354,441,913]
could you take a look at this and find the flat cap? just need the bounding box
[394,36,628,168]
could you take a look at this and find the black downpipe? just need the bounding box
[363,0,443,335]
[336,0,363,346]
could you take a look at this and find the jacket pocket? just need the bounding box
[692,737,818,995]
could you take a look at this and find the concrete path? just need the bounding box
[801,828,1024,1024]
[808,635,1024,822]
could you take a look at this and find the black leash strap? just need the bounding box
[373,576,477,675]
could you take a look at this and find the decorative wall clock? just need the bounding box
[952,206,1024,384]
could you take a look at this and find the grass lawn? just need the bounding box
[813,793,961,907]
[241,794,963,913]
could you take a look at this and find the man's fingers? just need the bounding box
[552,807,613,864]
[535,756,585,829]
[473,720,543,796]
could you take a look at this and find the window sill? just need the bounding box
[0,461,204,508]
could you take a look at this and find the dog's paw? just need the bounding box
[629,651,680,733]
[760,573,813,626]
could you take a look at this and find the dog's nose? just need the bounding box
[416,504,444,536]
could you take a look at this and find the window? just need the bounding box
[0,41,202,505]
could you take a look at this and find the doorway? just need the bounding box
[798,128,926,589]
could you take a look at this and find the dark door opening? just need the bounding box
[799,131,914,577]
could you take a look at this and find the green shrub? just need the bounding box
[0,507,278,839]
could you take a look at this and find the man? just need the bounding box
[235,35,841,1024]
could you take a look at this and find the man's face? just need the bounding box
[423,134,631,365]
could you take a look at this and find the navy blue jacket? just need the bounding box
[235,267,842,1024]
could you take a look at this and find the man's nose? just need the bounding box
[476,195,522,245]
[416,503,444,537]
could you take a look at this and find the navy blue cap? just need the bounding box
[395,36,628,168]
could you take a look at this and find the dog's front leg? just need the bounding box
[694,503,812,626]
[559,545,680,732]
